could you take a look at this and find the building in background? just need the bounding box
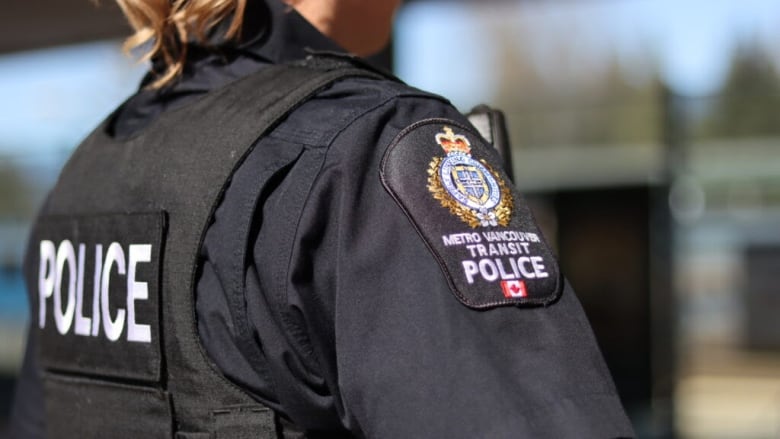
[396,1,780,438]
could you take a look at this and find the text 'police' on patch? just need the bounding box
[38,240,153,343]
[30,212,165,383]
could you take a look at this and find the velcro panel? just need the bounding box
[43,373,172,438]
[32,212,165,382]
[213,405,276,439]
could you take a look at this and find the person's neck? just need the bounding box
[282,0,395,56]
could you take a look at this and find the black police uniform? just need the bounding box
[9,1,635,437]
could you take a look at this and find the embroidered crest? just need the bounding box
[427,127,513,228]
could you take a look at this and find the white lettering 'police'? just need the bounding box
[462,256,549,284]
[101,242,126,342]
[38,240,153,343]
[126,244,152,343]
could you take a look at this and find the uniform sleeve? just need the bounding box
[273,95,635,438]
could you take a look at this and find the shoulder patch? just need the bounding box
[381,118,562,309]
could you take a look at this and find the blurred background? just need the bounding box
[1,0,779,437]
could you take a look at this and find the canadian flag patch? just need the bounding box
[501,280,528,298]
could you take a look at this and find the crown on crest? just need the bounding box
[435,126,471,155]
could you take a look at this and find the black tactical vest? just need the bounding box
[24,58,381,438]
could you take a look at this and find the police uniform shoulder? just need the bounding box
[303,51,450,103]
[327,74,448,107]
[270,76,451,149]
[380,118,564,309]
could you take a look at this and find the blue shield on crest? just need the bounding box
[453,165,490,205]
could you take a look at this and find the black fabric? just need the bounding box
[381,118,561,308]
[42,373,172,438]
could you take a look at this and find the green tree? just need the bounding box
[0,159,37,219]
[492,24,662,149]
[702,42,780,138]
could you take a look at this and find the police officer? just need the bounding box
[8,0,635,437]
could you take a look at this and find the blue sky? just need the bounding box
[0,41,146,156]
[396,0,780,109]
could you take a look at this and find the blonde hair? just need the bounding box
[115,0,247,88]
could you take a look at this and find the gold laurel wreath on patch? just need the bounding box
[427,157,513,228]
